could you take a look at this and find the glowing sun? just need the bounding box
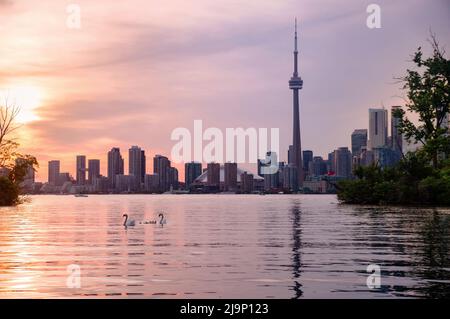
[1,85,43,124]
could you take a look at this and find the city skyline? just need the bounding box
[1,0,449,181]
[38,103,407,192]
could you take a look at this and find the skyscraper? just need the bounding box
[169,166,179,190]
[88,159,100,185]
[369,108,388,149]
[288,19,304,188]
[224,162,238,191]
[302,150,313,176]
[262,152,279,191]
[351,129,368,156]
[310,156,327,177]
[129,146,145,184]
[185,161,202,189]
[48,160,60,185]
[107,147,124,188]
[288,145,294,165]
[283,164,298,191]
[144,174,160,193]
[207,163,220,188]
[76,155,86,185]
[391,106,403,153]
[153,155,170,192]
[333,147,352,178]
[240,172,254,193]
[141,150,146,183]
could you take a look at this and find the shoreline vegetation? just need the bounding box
[337,35,450,206]
[0,100,38,206]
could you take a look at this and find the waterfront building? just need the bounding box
[153,155,171,192]
[351,129,368,157]
[282,164,298,191]
[92,175,109,193]
[333,147,352,178]
[169,166,179,190]
[88,159,100,185]
[240,172,254,193]
[185,162,202,189]
[224,162,238,191]
[373,147,401,168]
[310,156,327,177]
[302,150,313,177]
[391,106,403,153]
[107,148,124,188]
[76,155,86,185]
[57,172,71,186]
[129,146,145,186]
[114,174,139,193]
[207,163,220,188]
[261,151,280,191]
[192,165,263,193]
[144,174,160,193]
[369,108,388,149]
[48,160,60,185]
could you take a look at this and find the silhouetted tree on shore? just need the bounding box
[0,97,38,206]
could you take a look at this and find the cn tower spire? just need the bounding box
[295,17,298,52]
[293,18,299,77]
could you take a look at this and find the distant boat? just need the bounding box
[163,185,189,194]
[74,194,88,197]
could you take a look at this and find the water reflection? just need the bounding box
[416,212,450,298]
[0,195,449,298]
[290,202,303,299]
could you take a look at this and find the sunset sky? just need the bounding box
[1,0,449,181]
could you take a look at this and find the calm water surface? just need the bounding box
[0,194,449,298]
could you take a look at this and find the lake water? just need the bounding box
[0,194,449,298]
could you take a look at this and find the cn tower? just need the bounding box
[288,18,304,188]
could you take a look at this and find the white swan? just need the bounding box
[158,213,167,226]
[122,214,135,227]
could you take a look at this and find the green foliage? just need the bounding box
[1,100,39,206]
[0,155,37,206]
[0,176,20,206]
[338,155,450,206]
[393,35,450,168]
[339,35,450,206]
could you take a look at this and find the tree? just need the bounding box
[0,97,38,206]
[393,33,450,168]
[0,97,21,169]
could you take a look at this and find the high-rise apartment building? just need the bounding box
[391,106,403,153]
[76,155,86,185]
[351,129,368,157]
[333,147,352,178]
[107,148,124,188]
[88,159,100,185]
[48,160,60,185]
[153,155,171,192]
[185,162,202,189]
[129,146,145,185]
[224,162,238,191]
[207,163,220,188]
[369,108,388,149]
